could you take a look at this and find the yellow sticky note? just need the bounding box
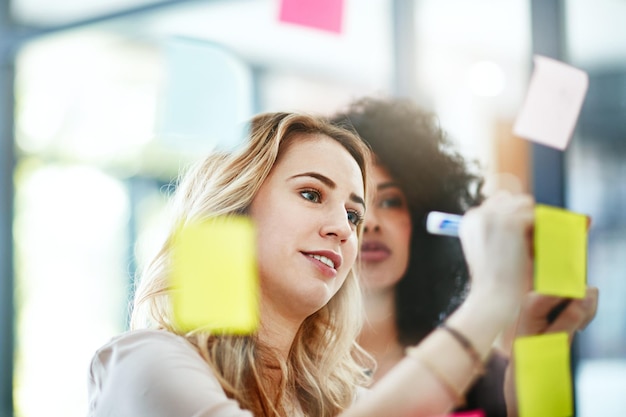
[534,204,588,298]
[514,332,572,417]
[170,216,259,333]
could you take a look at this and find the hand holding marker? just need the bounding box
[427,208,590,325]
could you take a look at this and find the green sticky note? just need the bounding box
[170,216,259,333]
[514,332,572,417]
[534,204,587,298]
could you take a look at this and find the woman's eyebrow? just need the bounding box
[377,181,402,191]
[289,172,336,188]
[289,172,365,210]
[350,194,366,210]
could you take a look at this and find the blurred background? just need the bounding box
[1,0,625,416]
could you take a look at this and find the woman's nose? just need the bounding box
[321,207,353,241]
[363,209,381,233]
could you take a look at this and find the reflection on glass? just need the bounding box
[13,164,130,416]
[13,31,170,417]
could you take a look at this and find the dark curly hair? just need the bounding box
[330,97,485,346]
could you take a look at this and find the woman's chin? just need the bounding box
[360,275,403,293]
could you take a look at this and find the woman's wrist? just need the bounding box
[466,283,523,325]
[445,291,518,360]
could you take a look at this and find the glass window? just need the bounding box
[11,2,394,415]
[565,1,626,415]
[13,31,170,417]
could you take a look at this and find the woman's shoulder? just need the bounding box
[89,328,218,388]
[99,328,187,345]
[90,329,208,376]
[88,329,253,417]
[94,328,198,357]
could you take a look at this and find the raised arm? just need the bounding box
[341,193,535,417]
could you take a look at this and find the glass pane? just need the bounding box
[13,31,169,417]
[11,3,393,414]
[414,0,532,182]
[13,163,130,416]
[565,0,626,415]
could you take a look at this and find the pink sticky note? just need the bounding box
[433,410,485,417]
[513,55,589,150]
[279,0,344,33]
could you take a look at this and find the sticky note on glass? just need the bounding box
[279,0,344,33]
[534,204,588,298]
[170,216,259,333]
[514,332,572,417]
[513,55,589,150]
[159,38,253,153]
[436,410,485,417]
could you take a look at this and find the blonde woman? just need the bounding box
[88,112,536,417]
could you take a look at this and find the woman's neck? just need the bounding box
[359,288,405,383]
[255,307,306,416]
[257,301,302,361]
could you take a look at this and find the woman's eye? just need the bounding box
[300,189,321,203]
[380,197,404,208]
[347,210,364,227]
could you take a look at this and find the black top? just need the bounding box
[457,353,509,417]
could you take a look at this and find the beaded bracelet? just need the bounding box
[405,346,464,406]
[439,323,486,376]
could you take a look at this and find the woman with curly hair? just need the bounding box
[330,97,598,416]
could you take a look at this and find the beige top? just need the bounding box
[88,329,365,417]
[87,329,254,417]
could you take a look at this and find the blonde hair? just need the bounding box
[131,112,373,416]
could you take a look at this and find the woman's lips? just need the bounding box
[359,241,391,262]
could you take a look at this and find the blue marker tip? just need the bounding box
[425,211,463,237]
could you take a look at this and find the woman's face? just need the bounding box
[249,134,365,322]
[359,163,412,292]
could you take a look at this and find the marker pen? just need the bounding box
[425,211,463,237]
